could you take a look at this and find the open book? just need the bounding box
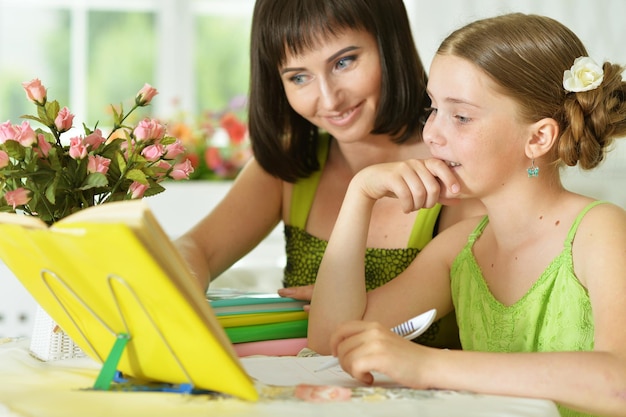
[0,200,257,401]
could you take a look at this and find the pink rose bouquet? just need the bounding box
[0,79,194,224]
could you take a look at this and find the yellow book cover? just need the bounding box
[0,200,258,401]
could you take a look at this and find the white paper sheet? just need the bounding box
[240,355,401,387]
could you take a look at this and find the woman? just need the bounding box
[176,0,483,348]
[308,13,626,417]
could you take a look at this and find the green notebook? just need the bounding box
[223,319,309,344]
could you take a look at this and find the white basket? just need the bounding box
[29,305,86,361]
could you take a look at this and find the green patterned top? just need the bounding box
[283,134,458,348]
[451,201,604,417]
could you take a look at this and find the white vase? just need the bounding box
[29,305,86,361]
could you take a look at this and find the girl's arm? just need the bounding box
[331,203,626,417]
[174,158,283,290]
[307,159,463,353]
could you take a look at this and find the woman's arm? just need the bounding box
[174,158,283,290]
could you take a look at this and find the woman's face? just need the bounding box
[423,54,530,198]
[279,29,382,143]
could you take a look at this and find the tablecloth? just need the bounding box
[0,338,560,417]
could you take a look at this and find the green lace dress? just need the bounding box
[451,201,604,417]
[283,134,459,348]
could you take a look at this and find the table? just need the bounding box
[0,338,560,417]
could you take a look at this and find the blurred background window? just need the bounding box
[0,0,254,125]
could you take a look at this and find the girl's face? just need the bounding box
[423,54,530,198]
[279,29,382,144]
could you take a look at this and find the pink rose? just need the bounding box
[35,134,52,158]
[294,384,352,403]
[54,107,74,133]
[152,160,171,179]
[169,159,194,180]
[128,181,149,199]
[83,129,106,150]
[0,121,36,147]
[0,120,18,144]
[135,83,158,106]
[141,143,164,162]
[163,139,185,159]
[3,188,31,209]
[87,155,111,174]
[133,118,165,141]
[15,121,36,147]
[69,136,88,160]
[0,150,9,168]
[22,79,47,105]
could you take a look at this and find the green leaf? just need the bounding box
[160,136,177,146]
[125,168,148,184]
[143,181,166,197]
[82,122,94,136]
[81,172,109,190]
[111,103,120,121]
[47,147,63,171]
[20,114,48,126]
[36,106,51,126]
[115,152,127,174]
[2,140,26,160]
[45,100,61,123]
[45,179,58,204]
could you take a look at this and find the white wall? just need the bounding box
[404,0,626,208]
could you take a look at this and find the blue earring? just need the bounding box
[527,159,539,177]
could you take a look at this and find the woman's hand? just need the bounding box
[278,285,314,311]
[353,159,461,212]
[330,320,432,388]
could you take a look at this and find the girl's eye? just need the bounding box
[335,56,356,71]
[456,115,471,124]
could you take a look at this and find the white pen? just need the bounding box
[313,309,437,372]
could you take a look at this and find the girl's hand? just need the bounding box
[353,159,461,212]
[330,320,431,388]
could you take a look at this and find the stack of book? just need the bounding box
[207,289,309,356]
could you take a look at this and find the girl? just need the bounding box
[308,13,626,417]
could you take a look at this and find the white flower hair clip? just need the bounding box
[563,56,604,93]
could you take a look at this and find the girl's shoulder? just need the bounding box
[572,200,626,288]
[575,200,626,233]
[422,214,486,260]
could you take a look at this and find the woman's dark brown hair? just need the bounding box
[249,0,429,181]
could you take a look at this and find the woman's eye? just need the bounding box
[420,107,436,125]
[456,115,471,124]
[335,56,356,70]
[289,74,308,85]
